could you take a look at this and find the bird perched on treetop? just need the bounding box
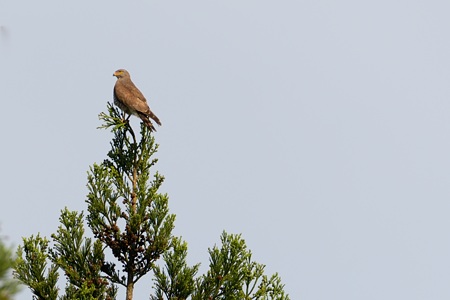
[113,69,162,131]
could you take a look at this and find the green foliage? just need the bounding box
[191,232,290,300]
[149,232,290,300]
[14,235,59,300]
[50,208,116,300]
[14,210,117,300]
[0,235,20,300]
[151,237,200,300]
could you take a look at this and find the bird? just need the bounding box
[113,69,161,131]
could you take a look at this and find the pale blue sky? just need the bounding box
[2,1,450,299]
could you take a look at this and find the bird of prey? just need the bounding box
[113,69,161,131]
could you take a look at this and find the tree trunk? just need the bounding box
[126,275,134,300]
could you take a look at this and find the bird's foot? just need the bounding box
[120,113,131,125]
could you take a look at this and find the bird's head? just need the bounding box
[113,69,130,79]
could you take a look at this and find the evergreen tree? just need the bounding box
[13,104,290,299]
[86,104,174,300]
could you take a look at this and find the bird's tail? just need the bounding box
[147,110,162,126]
[139,113,157,132]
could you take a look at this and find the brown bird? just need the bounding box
[113,69,161,131]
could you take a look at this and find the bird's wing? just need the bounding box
[114,80,151,114]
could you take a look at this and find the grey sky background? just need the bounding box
[2,1,450,299]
